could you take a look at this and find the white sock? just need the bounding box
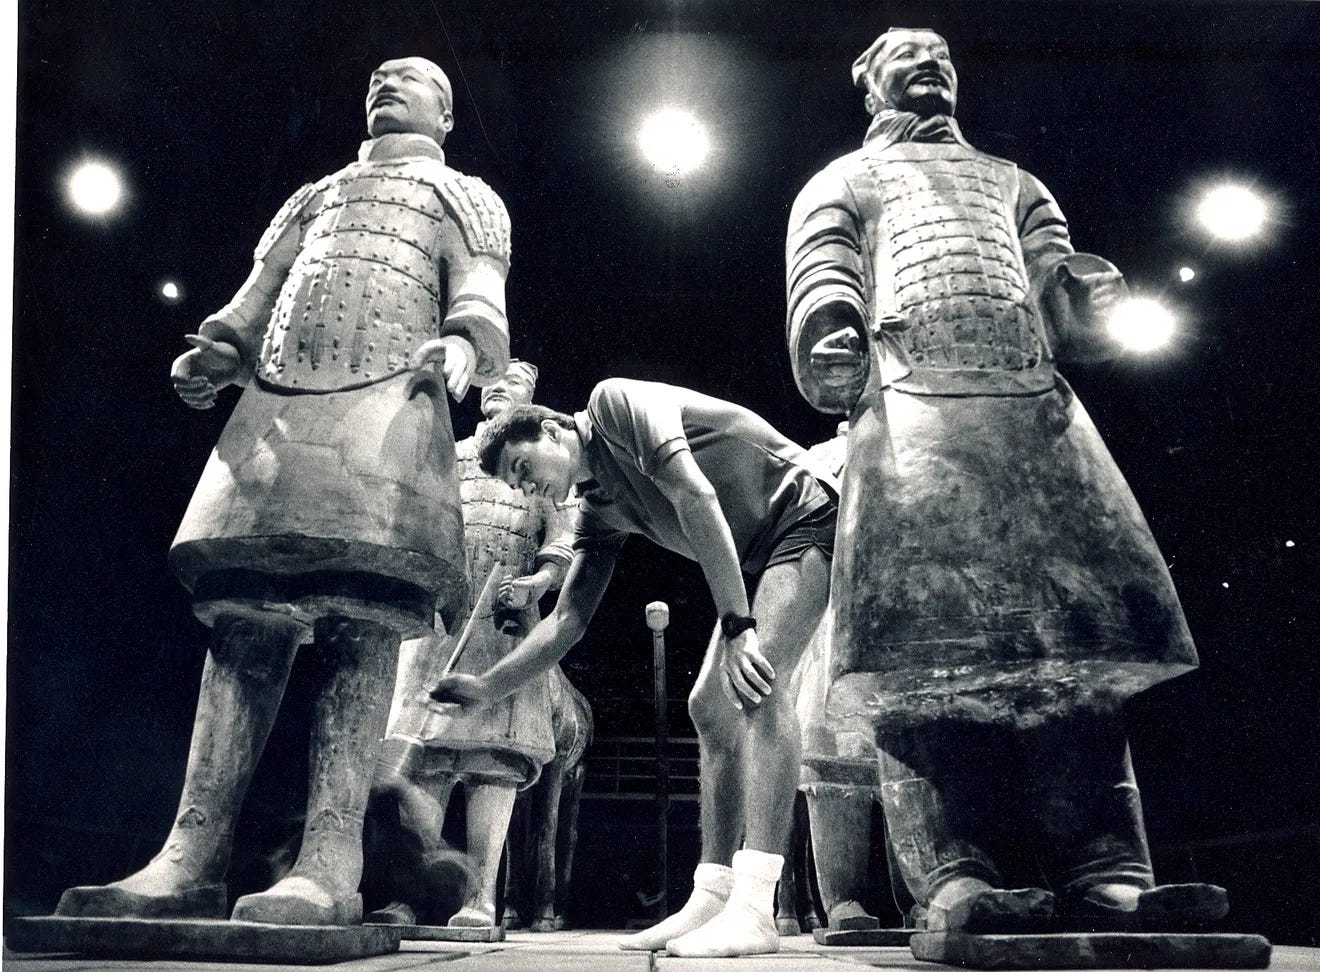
[666,849,783,957]
[617,862,733,951]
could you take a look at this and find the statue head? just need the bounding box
[852,28,957,118]
[480,359,539,420]
[366,57,455,144]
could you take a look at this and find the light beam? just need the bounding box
[1106,295,1177,353]
[637,108,710,176]
[66,160,124,217]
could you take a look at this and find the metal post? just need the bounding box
[646,600,671,920]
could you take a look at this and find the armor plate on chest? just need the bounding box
[457,445,540,589]
[258,163,453,391]
[868,155,1044,373]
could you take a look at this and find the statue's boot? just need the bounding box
[58,617,302,919]
[233,616,398,925]
[1068,882,1229,931]
[806,782,879,930]
[364,901,418,925]
[879,727,1052,934]
[448,782,517,927]
[926,877,1055,934]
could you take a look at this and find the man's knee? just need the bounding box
[688,684,737,742]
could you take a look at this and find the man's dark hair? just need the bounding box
[477,404,575,476]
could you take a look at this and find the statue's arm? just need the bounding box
[1019,170,1127,364]
[786,167,871,414]
[198,181,318,383]
[534,493,578,592]
[434,174,513,388]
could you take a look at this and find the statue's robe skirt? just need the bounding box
[829,379,1197,729]
[169,372,466,638]
[384,435,564,787]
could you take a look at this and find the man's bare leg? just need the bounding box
[619,627,742,950]
[668,547,830,957]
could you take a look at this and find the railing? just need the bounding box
[581,735,701,801]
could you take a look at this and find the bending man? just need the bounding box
[432,377,835,957]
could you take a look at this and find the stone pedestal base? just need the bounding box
[6,916,402,964]
[910,931,1271,969]
[815,925,916,946]
[363,921,504,942]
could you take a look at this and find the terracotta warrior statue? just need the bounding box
[56,56,511,926]
[370,360,575,930]
[786,29,1227,934]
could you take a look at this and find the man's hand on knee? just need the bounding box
[719,630,775,710]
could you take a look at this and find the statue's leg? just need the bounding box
[552,761,585,930]
[806,782,878,930]
[774,816,802,935]
[879,722,1054,934]
[501,789,531,929]
[668,547,829,958]
[448,780,518,927]
[232,615,397,925]
[528,758,566,932]
[57,615,302,918]
[791,792,823,931]
[365,753,462,926]
[1025,711,1227,931]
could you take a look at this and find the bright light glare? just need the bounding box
[1195,184,1268,241]
[66,161,123,216]
[1178,266,1196,283]
[637,108,709,175]
[161,281,181,301]
[1106,296,1177,353]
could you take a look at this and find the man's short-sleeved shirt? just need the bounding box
[571,379,834,576]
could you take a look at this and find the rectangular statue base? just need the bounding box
[363,921,504,942]
[6,916,402,964]
[815,926,917,946]
[910,931,1272,969]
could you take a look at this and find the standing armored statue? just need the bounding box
[371,360,574,930]
[57,57,510,927]
[786,30,1227,934]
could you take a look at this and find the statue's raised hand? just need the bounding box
[410,334,476,402]
[170,334,242,409]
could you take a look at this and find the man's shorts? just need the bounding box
[764,501,837,570]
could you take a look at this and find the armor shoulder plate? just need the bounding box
[436,174,512,264]
[252,181,318,262]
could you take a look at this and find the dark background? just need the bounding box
[8,0,1318,945]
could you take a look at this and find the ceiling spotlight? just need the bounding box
[66,160,124,217]
[637,108,710,176]
[1285,540,1295,548]
[1106,295,1177,353]
[1194,183,1268,242]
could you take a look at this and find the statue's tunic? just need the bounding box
[386,430,574,786]
[170,134,511,636]
[787,117,1196,728]
[790,431,878,788]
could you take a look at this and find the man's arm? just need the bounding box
[431,545,618,706]
[651,449,774,708]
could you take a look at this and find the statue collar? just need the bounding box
[863,110,969,151]
[357,132,446,163]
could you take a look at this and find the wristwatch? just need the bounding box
[720,613,758,638]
